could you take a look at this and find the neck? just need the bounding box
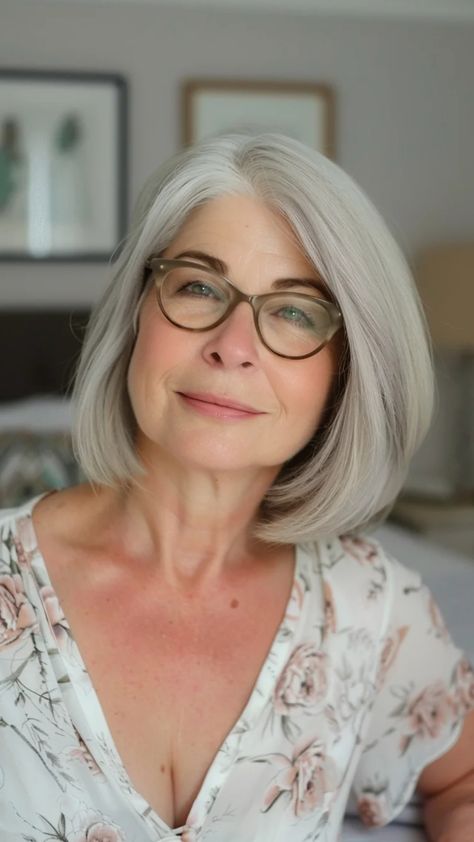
[97,446,282,591]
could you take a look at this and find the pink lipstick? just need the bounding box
[177,392,264,419]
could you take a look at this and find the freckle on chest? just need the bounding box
[230,598,239,609]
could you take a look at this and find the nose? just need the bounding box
[201,301,260,370]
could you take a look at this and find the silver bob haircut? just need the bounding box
[72,132,434,544]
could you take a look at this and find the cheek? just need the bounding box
[275,349,338,454]
[287,351,336,420]
[128,302,185,386]
[127,302,202,428]
[127,308,170,413]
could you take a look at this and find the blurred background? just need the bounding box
[0,0,473,556]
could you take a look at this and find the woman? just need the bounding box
[1,132,473,842]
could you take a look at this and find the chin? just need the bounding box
[135,420,311,476]
[171,446,272,475]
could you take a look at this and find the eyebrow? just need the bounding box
[172,249,332,299]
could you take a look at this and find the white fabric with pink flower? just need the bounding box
[0,495,473,842]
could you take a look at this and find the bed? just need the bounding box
[1,310,473,841]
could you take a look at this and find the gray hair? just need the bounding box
[72,132,434,543]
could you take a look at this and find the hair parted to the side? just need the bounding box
[71,131,434,544]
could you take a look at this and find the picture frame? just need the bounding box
[0,69,128,262]
[182,79,335,157]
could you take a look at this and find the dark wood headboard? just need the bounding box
[0,310,90,402]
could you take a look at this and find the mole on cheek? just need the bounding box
[230,598,239,609]
[160,764,166,773]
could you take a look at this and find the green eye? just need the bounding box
[276,305,316,329]
[177,280,224,300]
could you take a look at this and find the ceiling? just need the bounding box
[48,0,474,21]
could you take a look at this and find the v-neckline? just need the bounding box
[19,490,308,838]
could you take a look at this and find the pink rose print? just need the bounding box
[274,643,328,715]
[180,806,200,841]
[79,822,125,842]
[323,581,337,633]
[340,536,378,564]
[15,515,38,564]
[40,584,69,648]
[70,732,102,776]
[358,792,390,827]
[428,595,450,642]
[376,626,408,687]
[285,577,305,623]
[453,658,474,715]
[400,681,453,752]
[0,573,37,648]
[261,736,337,817]
[408,682,452,738]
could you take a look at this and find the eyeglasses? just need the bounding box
[144,257,343,360]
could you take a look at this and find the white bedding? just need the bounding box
[342,817,426,841]
[0,396,72,432]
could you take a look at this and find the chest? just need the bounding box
[46,552,296,830]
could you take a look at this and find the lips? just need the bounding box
[177,392,263,414]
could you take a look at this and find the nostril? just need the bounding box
[210,351,221,363]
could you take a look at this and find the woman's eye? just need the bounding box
[179,280,221,298]
[275,305,315,328]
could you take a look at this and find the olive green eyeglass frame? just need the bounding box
[144,257,343,360]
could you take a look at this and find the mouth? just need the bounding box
[176,392,264,415]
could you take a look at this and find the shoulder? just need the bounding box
[28,483,107,550]
[307,530,421,594]
[0,484,98,573]
[0,486,73,540]
[0,497,36,531]
[0,487,76,530]
[338,533,422,585]
[0,494,45,568]
[300,531,425,642]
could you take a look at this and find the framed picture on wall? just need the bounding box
[182,79,335,157]
[0,69,128,262]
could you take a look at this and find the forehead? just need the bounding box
[166,194,311,270]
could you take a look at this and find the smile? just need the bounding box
[176,392,264,419]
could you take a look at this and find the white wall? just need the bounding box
[1,0,473,307]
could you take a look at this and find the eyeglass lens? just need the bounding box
[158,265,335,357]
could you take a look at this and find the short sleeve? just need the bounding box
[351,553,474,828]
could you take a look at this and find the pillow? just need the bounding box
[0,430,83,508]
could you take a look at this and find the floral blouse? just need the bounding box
[1,493,474,842]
